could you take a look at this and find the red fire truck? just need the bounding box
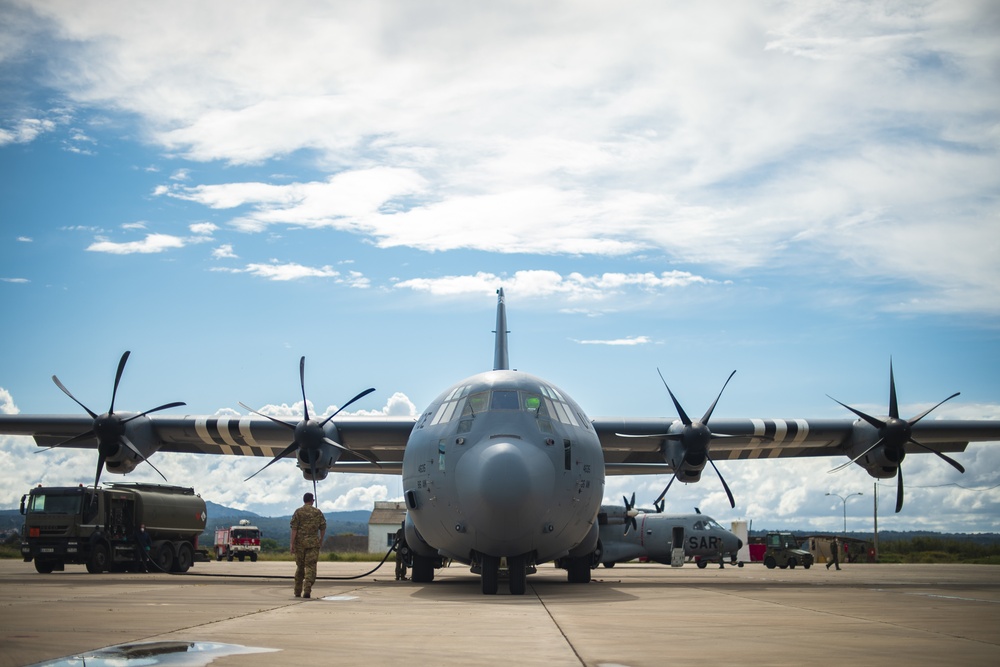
[214,519,261,562]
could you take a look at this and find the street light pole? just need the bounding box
[826,491,864,533]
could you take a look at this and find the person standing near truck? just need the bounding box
[290,492,326,598]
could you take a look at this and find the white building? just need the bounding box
[367,501,406,553]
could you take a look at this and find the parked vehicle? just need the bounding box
[214,519,262,561]
[20,482,208,574]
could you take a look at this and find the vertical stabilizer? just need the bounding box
[493,288,509,371]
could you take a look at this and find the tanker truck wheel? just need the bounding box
[152,541,174,572]
[86,544,109,574]
[34,559,56,574]
[173,543,193,573]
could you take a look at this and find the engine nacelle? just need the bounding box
[295,422,343,480]
[662,438,706,483]
[845,420,902,479]
[103,413,160,475]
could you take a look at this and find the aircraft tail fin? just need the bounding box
[493,288,509,371]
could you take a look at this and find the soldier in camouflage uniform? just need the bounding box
[290,492,326,598]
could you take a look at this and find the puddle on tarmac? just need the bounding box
[320,595,358,601]
[29,640,279,666]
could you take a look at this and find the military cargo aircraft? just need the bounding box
[599,496,743,568]
[2,289,999,594]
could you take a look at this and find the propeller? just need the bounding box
[827,359,962,513]
[241,356,377,501]
[43,351,185,489]
[622,492,638,535]
[618,369,738,508]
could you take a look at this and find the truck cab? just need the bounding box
[763,531,814,569]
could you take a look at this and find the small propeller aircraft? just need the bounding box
[599,495,744,569]
[2,289,999,595]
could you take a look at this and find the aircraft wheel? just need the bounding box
[566,556,591,584]
[508,555,527,596]
[86,544,109,574]
[697,559,708,569]
[481,554,499,595]
[764,556,776,569]
[602,562,615,568]
[34,559,56,574]
[411,554,435,583]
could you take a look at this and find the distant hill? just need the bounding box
[201,502,370,547]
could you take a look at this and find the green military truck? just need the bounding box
[20,482,208,574]
[762,531,814,569]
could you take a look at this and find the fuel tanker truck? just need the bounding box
[20,482,208,574]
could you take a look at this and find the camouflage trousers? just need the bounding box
[294,546,320,596]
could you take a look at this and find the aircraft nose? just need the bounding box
[456,439,555,552]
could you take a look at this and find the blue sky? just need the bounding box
[1,0,998,532]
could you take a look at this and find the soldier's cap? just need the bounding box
[303,492,314,503]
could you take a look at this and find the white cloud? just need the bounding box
[574,336,652,346]
[10,1,999,313]
[215,261,340,282]
[0,118,56,145]
[394,270,715,302]
[2,278,29,284]
[17,237,32,242]
[211,243,237,259]
[189,222,217,236]
[86,233,185,254]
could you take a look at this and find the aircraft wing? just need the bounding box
[0,414,415,473]
[594,417,1000,474]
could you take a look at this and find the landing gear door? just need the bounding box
[671,526,685,568]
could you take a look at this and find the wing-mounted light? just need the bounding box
[41,351,184,488]
[617,369,738,508]
[827,359,963,513]
[242,356,377,500]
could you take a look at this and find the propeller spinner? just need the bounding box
[43,351,185,489]
[827,359,962,513]
[242,356,377,501]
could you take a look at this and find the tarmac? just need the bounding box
[1,559,999,667]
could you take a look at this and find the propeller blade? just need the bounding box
[827,395,885,430]
[122,401,188,424]
[895,465,904,513]
[888,358,899,420]
[238,402,296,430]
[614,432,676,439]
[120,434,167,482]
[700,370,736,424]
[653,471,678,506]
[707,456,735,508]
[52,375,98,419]
[109,351,131,415]
[244,440,300,481]
[910,438,965,474]
[828,437,885,474]
[299,356,310,422]
[323,437,381,467]
[94,453,107,489]
[657,368,691,426]
[321,387,377,426]
[36,429,97,453]
[654,498,664,513]
[907,392,961,427]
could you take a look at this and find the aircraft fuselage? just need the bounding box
[402,369,605,567]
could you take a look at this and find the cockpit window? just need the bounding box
[426,384,589,431]
[490,390,520,410]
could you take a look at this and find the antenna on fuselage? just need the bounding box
[493,288,509,371]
